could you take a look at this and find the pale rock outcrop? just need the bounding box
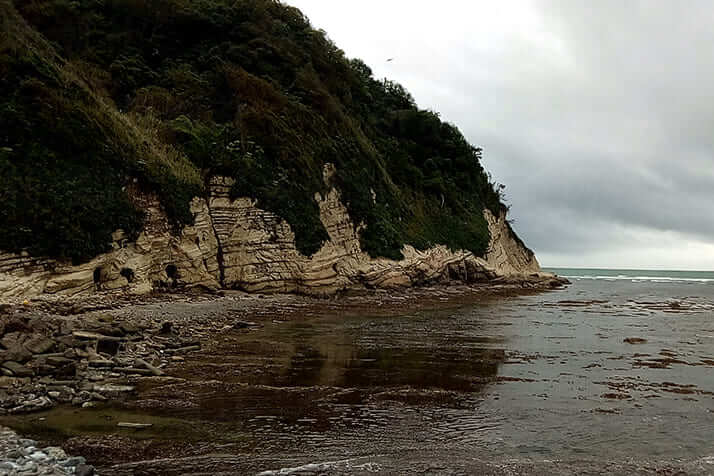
[0,165,554,302]
[0,193,220,301]
[483,211,541,275]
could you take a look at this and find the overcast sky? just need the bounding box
[286,0,714,270]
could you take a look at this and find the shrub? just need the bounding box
[3,0,509,263]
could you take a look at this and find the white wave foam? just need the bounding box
[563,275,714,283]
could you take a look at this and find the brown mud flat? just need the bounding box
[0,281,571,474]
[4,277,714,475]
[0,281,560,412]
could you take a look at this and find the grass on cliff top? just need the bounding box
[1,0,511,264]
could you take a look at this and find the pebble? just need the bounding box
[0,426,95,475]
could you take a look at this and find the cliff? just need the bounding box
[0,0,559,301]
[0,165,555,302]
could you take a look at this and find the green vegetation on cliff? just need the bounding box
[0,0,507,263]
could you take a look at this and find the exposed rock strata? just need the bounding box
[0,167,557,301]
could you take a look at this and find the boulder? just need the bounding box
[9,396,52,413]
[87,357,114,368]
[75,463,95,476]
[0,332,26,350]
[117,422,152,429]
[2,361,34,377]
[92,384,134,396]
[72,331,123,342]
[46,356,74,367]
[23,335,55,354]
[1,345,32,363]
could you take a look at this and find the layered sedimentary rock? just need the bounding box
[0,191,219,300]
[0,166,552,302]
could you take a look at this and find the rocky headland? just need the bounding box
[0,1,570,471]
[0,167,563,303]
[0,167,566,416]
[0,281,565,420]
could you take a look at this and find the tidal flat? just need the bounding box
[2,279,714,475]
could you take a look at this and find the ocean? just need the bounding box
[544,267,714,283]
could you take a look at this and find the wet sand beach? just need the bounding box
[2,278,714,475]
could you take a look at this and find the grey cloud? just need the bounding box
[288,0,714,268]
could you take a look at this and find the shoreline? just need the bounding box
[0,278,567,418]
[3,277,714,475]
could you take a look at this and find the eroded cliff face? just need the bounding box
[0,166,549,302]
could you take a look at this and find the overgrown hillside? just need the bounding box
[0,0,508,265]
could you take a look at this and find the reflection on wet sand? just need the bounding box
[3,280,714,474]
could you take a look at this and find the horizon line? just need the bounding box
[542,266,714,273]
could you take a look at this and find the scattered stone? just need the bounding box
[17,461,38,472]
[601,392,631,400]
[90,392,108,401]
[87,357,114,368]
[9,396,52,413]
[1,331,27,349]
[29,450,49,461]
[119,322,140,334]
[46,356,74,367]
[117,422,153,429]
[44,447,67,460]
[1,344,33,363]
[75,463,96,476]
[95,324,124,338]
[73,331,123,342]
[0,376,18,388]
[165,345,200,354]
[5,449,22,459]
[233,320,260,329]
[23,335,55,354]
[97,339,121,355]
[61,456,86,467]
[2,361,34,377]
[159,321,173,334]
[135,358,163,376]
[55,335,74,348]
[92,384,135,394]
[115,367,154,375]
[39,377,75,386]
[72,391,92,405]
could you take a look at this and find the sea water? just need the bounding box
[5,273,714,474]
[545,267,714,283]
